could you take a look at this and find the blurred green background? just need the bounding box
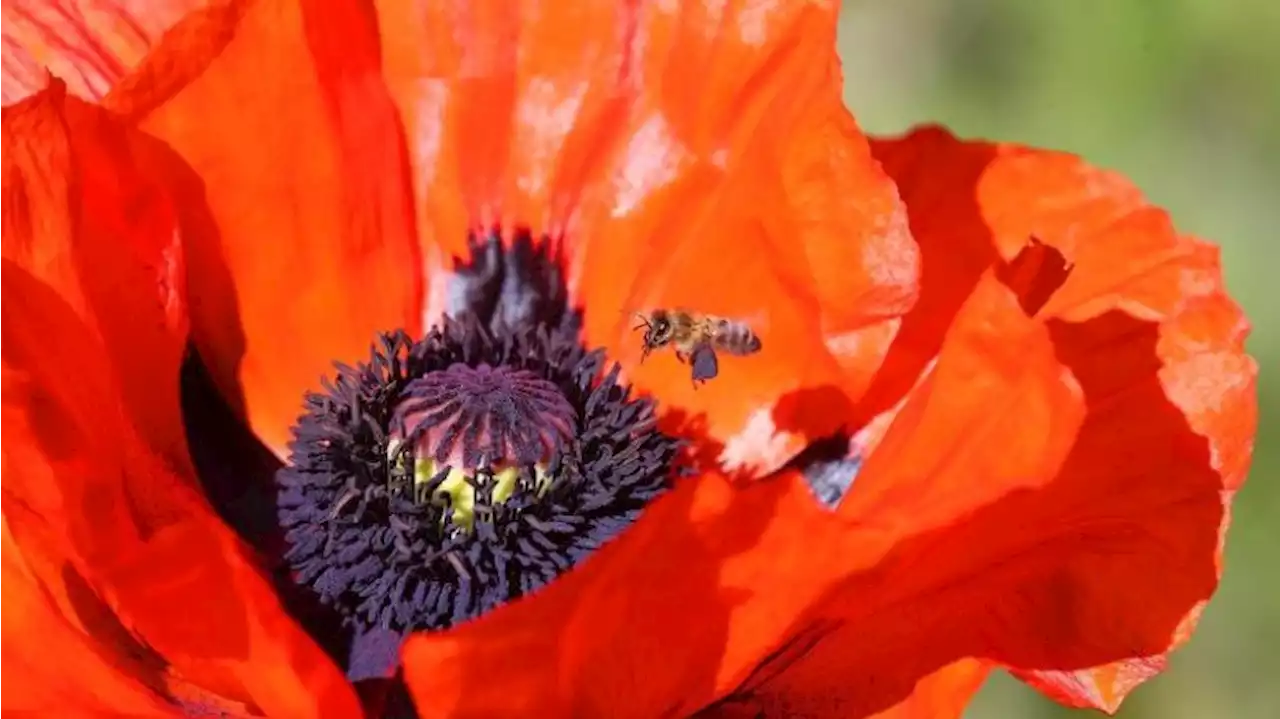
[837,0,1276,716]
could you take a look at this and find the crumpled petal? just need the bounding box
[2,80,191,482]
[1,83,360,718]
[375,0,918,478]
[1,0,208,104]
[689,188,1249,713]
[2,253,360,719]
[102,0,423,456]
[683,265,1083,718]
[811,125,1255,713]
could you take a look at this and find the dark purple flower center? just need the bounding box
[271,230,682,681]
[393,362,576,470]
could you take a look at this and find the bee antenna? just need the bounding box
[631,312,652,331]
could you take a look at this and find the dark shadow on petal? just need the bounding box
[699,129,1220,716]
[710,311,1223,717]
[444,228,574,336]
[703,618,842,704]
[787,432,860,510]
[354,676,419,719]
[179,348,281,555]
[139,127,251,420]
[844,135,1001,433]
[61,562,171,693]
[771,384,855,458]
[180,347,351,672]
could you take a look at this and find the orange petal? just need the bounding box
[2,259,361,719]
[1,0,207,104]
[843,125,1257,711]
[103,0,423,456]
[2,81,192,484]
[374,0,917,477]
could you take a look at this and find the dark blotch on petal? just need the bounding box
[794,433,863,510]
[444,228,573,336]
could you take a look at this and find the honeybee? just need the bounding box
[632,308,763,386]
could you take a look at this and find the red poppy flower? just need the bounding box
[2,2,1257,718]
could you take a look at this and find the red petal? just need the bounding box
[836,267,1086,535]
[677,269,1078,719]
[401,467,911,718]
[1,513,174,715]
[703,655,989,719]
[1,0,207,104]
[394,271,1071,717]
[695,217,1243,715]
[2,262,361,719]
[103,0,423,456]
[846,125,1257,711]
[3,81,192,483]
[373,0,917,476]
[398,158,1250,712]
[866,661,989,719]
[102,512,363,718]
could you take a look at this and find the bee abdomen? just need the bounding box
[716,322,762,355]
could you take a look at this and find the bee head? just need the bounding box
[633,310,673,362]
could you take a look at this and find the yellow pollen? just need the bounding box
[388,439,556,531]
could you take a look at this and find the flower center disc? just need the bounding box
[276,312,680,637]
[395,362,576,470]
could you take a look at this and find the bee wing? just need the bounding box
[720,310,769,332]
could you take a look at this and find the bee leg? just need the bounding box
[674,349,689,365]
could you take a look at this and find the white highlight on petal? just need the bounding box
[702,0,729,38]
[736,0,774,46]
[1159,351,1255,475]
[823,317,901,361]
[610,112,687,218]
[862,201,919,292]
[161,234,184,324]
[407,79,449,187]
[421,247,452,330]
[719,407,796,474]
[513,78,588,199]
